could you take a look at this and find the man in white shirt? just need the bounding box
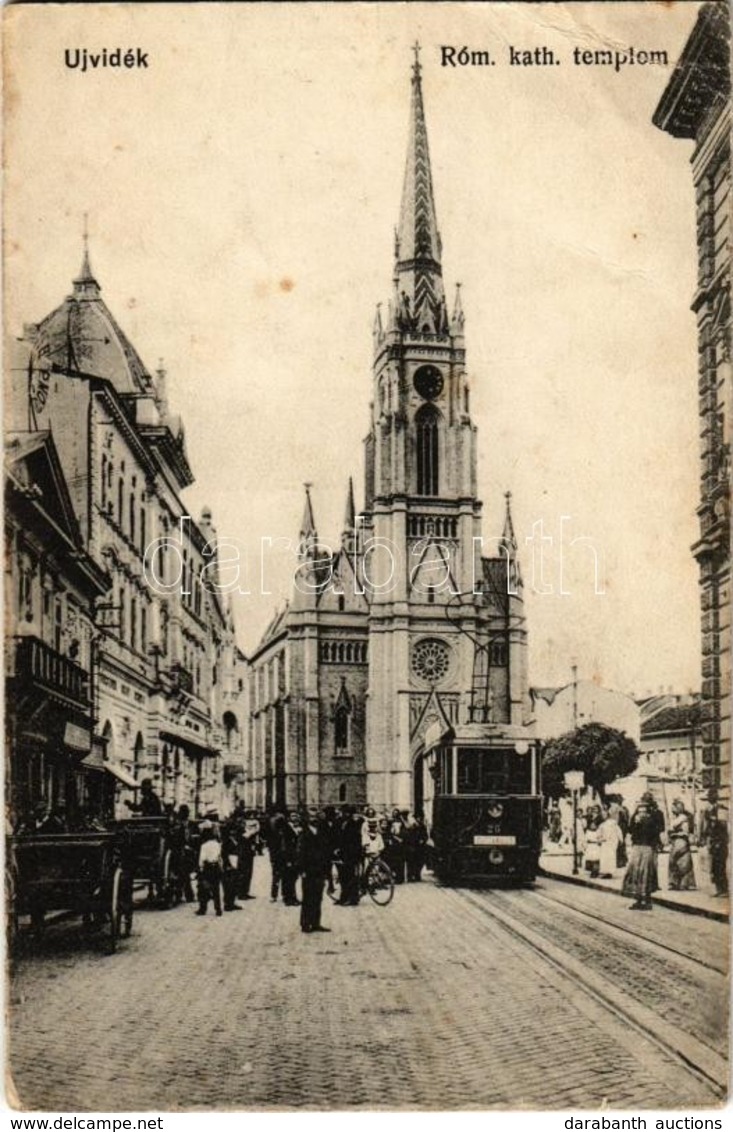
[196,821,223,917]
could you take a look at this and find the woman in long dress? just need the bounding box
[598,810,622,878]
[667,798,696,891]
[583,815,601,878]
[622,793,665,910]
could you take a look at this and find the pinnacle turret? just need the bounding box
[342,477,356,550]
[298,482,318,557]
[503,491,517,547]
[451,283,465,334]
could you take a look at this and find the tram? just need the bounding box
[424,721,542,885]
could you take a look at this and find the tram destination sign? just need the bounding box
[474,835,517,846]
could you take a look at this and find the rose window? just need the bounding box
[411,638,451,685]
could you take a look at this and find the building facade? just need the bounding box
[6,245,247,822]
[653,0,731,806]
[5,431,110,823]
[531,680,641,746]
[635,695,703,822]
[247,54,532,812]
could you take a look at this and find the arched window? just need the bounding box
[133,732,144,779]
[416,405,439,496]
[119,585,126,642]
[223,710,238,750]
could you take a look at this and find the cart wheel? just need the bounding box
[6,867,19,952]
[365,858,394,906]
[107,866,122,954]
[160,849,174,909]
[30,906,45,938]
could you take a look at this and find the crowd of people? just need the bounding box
[161,799,430,933]
[545,791,729,910]
[16,777,729,925]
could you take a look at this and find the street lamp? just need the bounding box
[564,769,585,875]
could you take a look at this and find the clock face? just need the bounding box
[413,364,444,401]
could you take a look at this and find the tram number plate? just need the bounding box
[474,835,516,846]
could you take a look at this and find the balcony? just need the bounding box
[167,662,194,696]
[12,635,91,709]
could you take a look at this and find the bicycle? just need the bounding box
[328,854,395,907]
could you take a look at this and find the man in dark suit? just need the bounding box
[125,778,162,817]
[282,811,301,906]
[338,805,364,906]
[296,808,331,933]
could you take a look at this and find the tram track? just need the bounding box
[445,884,728,1101]
[528,884,727,976]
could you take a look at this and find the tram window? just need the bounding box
[442,749,453,793]
[457,749,481,793]
[481,752,509,793]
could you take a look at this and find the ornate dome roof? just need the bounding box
[28,246,153,396]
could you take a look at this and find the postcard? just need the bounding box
[3,0,729,1117]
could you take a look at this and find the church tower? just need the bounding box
[363,48,503,808]
[247,48,531,812]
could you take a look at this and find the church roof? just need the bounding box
[257,603,290,650]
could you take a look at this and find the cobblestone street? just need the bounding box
[8,862,726,1112]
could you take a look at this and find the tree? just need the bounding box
[542,722,640,802]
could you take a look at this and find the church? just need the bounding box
[246,51,532,813]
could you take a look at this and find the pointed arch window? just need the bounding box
[335,706,350,753]
[416,405,439,496]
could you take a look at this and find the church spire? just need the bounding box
[394,43,445,333]
[73,214,100,298]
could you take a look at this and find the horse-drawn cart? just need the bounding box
[113,817,178,909]
[8,832,134,953]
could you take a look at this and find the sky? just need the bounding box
[4,1,704,698]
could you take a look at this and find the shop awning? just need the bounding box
[104,763,140,789]
[159,729,219,759]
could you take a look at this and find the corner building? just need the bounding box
[247,55,531,812]
[653,1,731,806]
[7,245,248,820]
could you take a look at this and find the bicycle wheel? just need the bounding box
[365,858,394,906]
[326,861,342,903]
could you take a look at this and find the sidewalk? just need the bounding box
[539,845,729,922]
